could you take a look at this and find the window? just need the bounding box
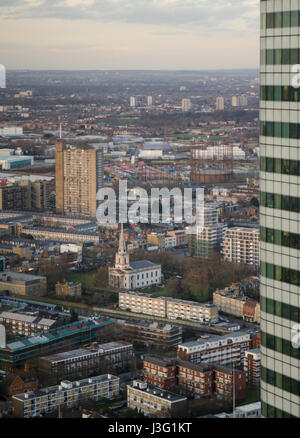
[282,11,291,27]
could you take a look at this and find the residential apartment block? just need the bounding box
[147,233,176,249]
[38,341,134,382]
[127,380,187,417]
[214,365,246,402]
[55,142,103,218]
[119,291,219,324]
[0,312,56,337]
[0,318,115,371]
[167,230,189,246]
[176,360,214,398]
[19,225,100,245]
[0,184,30,211]
[222,227,260,267]
[142,357,246,401]
[213,287,260,323]
[0,179,54,212]
[244,349,261,387]
[118,320,183,349]
[13,374,120,418]
[177,332,255,366]
[142,357,177,391]
[189,203,227,258]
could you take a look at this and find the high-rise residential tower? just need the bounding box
[147,96,153,106]
[189,203,227,258]
[260,0,300,418]
[182,98,192,112]
[55,142,103,218]
[130,96,138,107]
[216,96,225,110]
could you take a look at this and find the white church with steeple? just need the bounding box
[109,225,162,290]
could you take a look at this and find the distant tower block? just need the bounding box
[0,325,6,349]
[190,144,233,184]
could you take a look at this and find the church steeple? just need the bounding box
[118,223,127,255]
[115,224,130,269]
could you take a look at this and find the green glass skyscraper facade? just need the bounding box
[260,0,300,418]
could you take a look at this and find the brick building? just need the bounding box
[143,357,177,391]
[213,287,260,323]
[56,281,82,298]
[244,349,261,387]
[0,272,47,297]
[127,380,187,418]
[176,360,213,398]
[142,356,246,401]
[0,311,56,337]
[0,364,38,400]
[38,341,134,383]
[118,320,182,349]
[214,365,246,403]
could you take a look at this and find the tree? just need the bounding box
[70,309,79,323]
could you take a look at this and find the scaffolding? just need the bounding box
[137,163,184,185]
[190,143,233,184]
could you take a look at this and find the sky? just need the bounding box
[0,0,260,70]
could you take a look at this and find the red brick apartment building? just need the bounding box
[142,357,177,390]
[143,357,246,401]
[214,366,246,403]
[176,360,213,398]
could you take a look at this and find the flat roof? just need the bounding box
[129,381,187,403]
[0,312,55,326]
[5,318,115,352]
[13,374,119,402]
[179,331,250,349]
[236,402,261,412]
[40,341,132,363]
[0,271,45,281]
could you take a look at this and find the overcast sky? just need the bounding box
[0,0,259,70]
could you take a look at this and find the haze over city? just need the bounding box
[0,0,259,70]
[0,0,299,424]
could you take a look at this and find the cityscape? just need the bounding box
[0,0,298,425]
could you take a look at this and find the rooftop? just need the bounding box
[5,318,115,352]
[40,341,132,363]
[0,271,45,284]
[129,381,187,403]
[12,374,119,402]
[130,260,160,270]
[0,311,55,326]
[178,331,251,349]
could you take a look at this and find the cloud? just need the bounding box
[0,0,259,33]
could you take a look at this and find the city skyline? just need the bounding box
[0,0,259,70]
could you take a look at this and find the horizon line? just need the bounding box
[6,67,259,72]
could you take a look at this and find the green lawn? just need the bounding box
[141,285,165,296]
[66,270,97,284]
